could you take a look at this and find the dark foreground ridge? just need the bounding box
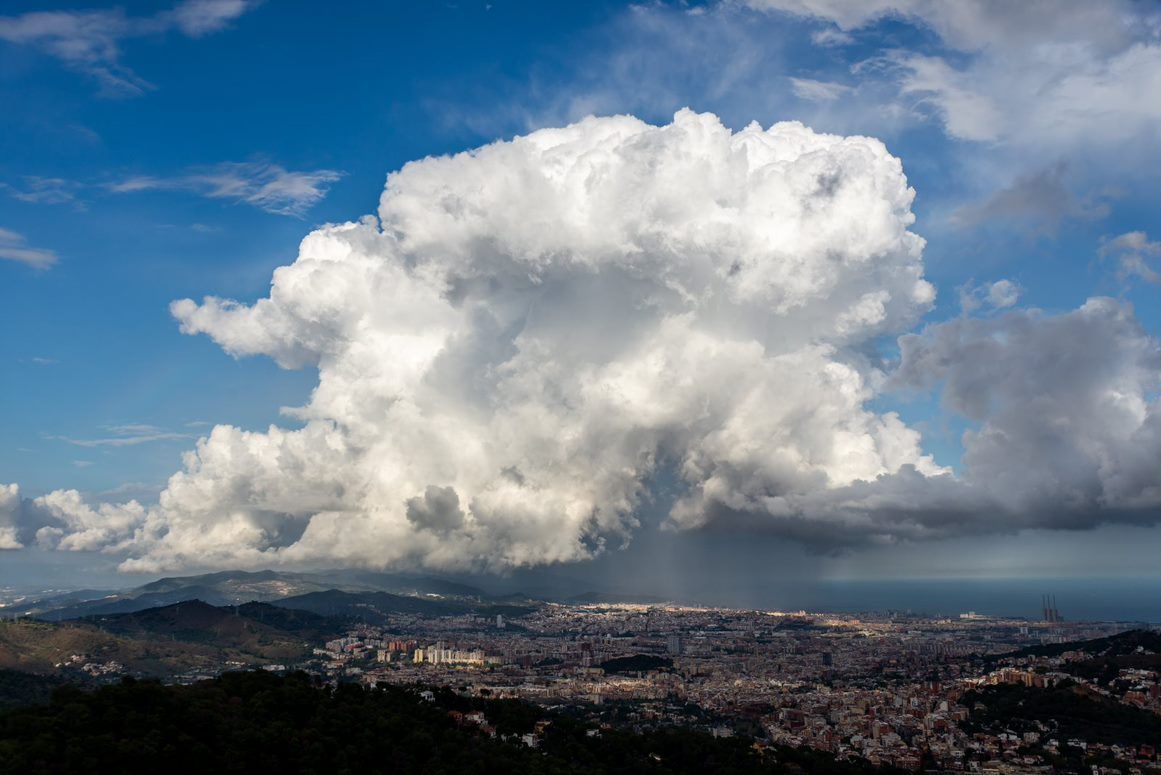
[0,670,896,774]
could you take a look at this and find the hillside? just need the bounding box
[0,600,350,676]
[0,619,121,673]
[0,670,65,710]
[965,681,1161,749]
[0,617,222,676]
[1002,629,1161,661]
[77,600,347,661]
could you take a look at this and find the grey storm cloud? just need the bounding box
[892,298,1161,526]
[949,164,1111,235]
[406,486,467,534]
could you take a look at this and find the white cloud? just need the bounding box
[810,27,853,46]
[32,490,145,553]
[0,482,146,552]
[985,280,1019,309]
[958,279,1020,313]
[168,0,255,37]
[746,0,1161,155]
[107,162,342,216]
[0,227,58,269]
[28,109,946,572]
[0,484,24,550]
[0,0,258,96]
[1101,231,1161,286]
[789,77,852,102]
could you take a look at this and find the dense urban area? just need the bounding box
[304,607,1160,773]
[2,574,1159,774]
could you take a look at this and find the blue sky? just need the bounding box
[3,0,1161,590]
[3,0,626,496]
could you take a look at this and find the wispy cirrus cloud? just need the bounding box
[789,76,852,102]
[107,161,343,217]
[4,161,340,217]
[0,227,58,269]
[0,176,84,207]
[50,423,194,448]
[0,0,259,97]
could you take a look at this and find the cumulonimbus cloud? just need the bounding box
[8,109,1161,571]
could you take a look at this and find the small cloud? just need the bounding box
[168,0,257,37]
[986,279,1020,308]
[1100,231,1161,287]
[950,163,1111,236]
[0,227,58,269]
[789,76,853,102]
[30,356,58,365]
[810,28,854,46]
[106,176,159,193]
[72,460,94,468]
[107,161,343,216]
[959,279,1021,313]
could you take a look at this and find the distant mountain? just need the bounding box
[273,589,537,625]
[11,569,502,622]
[309,569,489,600]
[2,588,117,611]
[568,591,670,605]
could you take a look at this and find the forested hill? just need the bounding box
[0,671,898,774]
[1001,629,1161,661]
[0,601,348,676]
